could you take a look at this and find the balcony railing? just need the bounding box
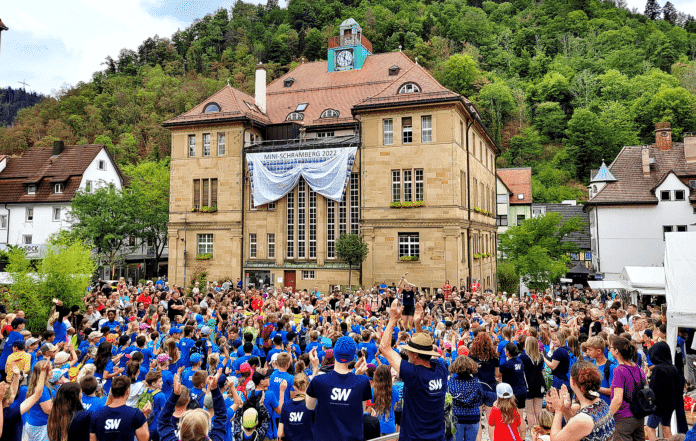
[328,33,373,53]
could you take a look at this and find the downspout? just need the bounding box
[3,203,9,245]
[358,119,363,287]
[241,126,250,283]
[465,115,474,291]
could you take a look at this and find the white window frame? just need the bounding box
[268,233,275,259]
[392,170,401,202]
[383,119,393,145]
[517,193,524,200]
[661,190,671,201]
[309,189,317,258]
[675,190,685,201]
[53,207,61,222]
[188,135,196,157]
[53,183,64,194]
[327,200,335,259]
[298,180,306,259]
[677,225,688,232]
[403,170,412,202]
[415,169,424,202]
[22,235,32,245]
[320,109,339,118]
[203,133,211,157]
[398,83,421,94]
[249,233,257,258]
[398,233,420,258]
[0,215,7,229]
[421,115,432,143]
[287,112,304,121]
[287,191,295,258]
[98,160,106,170]
[302,270,315,280]
[268,201,276,210]
[663,225,674,240]
[27,185,37,195]
[26,208,33,222]
[197,234,213,255]
[217,133,225,156]
[316,131,335,138]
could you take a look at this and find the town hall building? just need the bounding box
[163,19,499,292]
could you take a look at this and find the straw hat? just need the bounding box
[403,333,440,357]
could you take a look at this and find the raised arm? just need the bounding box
[379,300,403,372]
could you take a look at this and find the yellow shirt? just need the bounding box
[6,351,31,383]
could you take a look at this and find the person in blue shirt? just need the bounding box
[499,343,527,408]
[307,336,372,441]
[101,309,122,334]
[250,368,286,440]
[80,375,107,412]
[143,370,167,441]
[279,373,315,441]
[359,330,379,363]
[269,353,295,403]
[379,281,388,294]
[177,326,196,368]
[0,317,26,381]
[379,300,448,441]
[182,353,203,389]
[543,332,571,390]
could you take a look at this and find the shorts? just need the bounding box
[403,304,415,316]
[514,393,526,409]
[647,412,673,429]
[395,410,402,426]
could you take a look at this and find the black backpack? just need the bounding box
[603,359,616,386]
[186,390,206,410]
[622,366,656,418]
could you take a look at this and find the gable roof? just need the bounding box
[536,203,591,249]
[587,142,696,206]
[0,144,113,203]
[497,168,533,204]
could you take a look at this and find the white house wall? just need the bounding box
[79,149,123,191]
[592,173,693,280]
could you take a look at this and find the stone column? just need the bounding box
[362,226,375,286]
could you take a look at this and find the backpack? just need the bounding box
[186,390,206,410]
[190,340,207,370]
[136,388,161,425]
[261,324,274,349]
[444,392,458,437]
[603,360,616,386]
[621,366,656,418]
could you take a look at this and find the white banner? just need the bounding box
[247,147,357,207]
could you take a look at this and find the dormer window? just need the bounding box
[321,109,340,119]
[284,78,295,88]
[54,183,64,194]
[389,65,400,76]
[398,82,421,94]
[203,102,221,113]
[27,185,37,195]
[517,193,524,200]
[287,112,304,121]
[295,103,308,112]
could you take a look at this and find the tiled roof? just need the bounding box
[537,203,591,249]
[587,143,696,205]
[497,168,533,204]
[0,144,104,203]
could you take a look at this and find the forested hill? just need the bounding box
[0,87,45,127]
[2,0,696,202]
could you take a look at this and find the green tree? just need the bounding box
[434,54,487,98]
[69,186,137,278]
[122,159,170,279]
[565,108,606,181]
[477,79,515,147]
[335,233,369,289]
[499,212,583,291]
[497,260,519,295]
[6,234,95,332]
[534,102,566,142]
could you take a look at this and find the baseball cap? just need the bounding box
[333,336,356,363]
[252,368,273,386]
[169,327,182,335]
[11,318,26,328]
[88,331,103,340]
[190,353,202,365]
[239,362,252,373]
[26,337,40,347]
[217,374,228,389]
[242,408,258,429]
[40,343,57,353]
[496,383,514,399]
[270,353,279,365]
[201,326,211,335]
[2,325,12,335]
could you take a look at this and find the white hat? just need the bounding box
[496,383,514,399]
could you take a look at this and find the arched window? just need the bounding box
[203,102,221,113]
[320,109,340,119]
[287,112,304,121]
[398,82,421,94]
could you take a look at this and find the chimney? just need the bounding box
[655,121,672,151]
[642,145,651,176]
[52,140,64,156]
[255,63,266,114]
[685,132,696,163]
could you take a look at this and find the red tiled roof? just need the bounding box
[497,168,533,204]
[0,144,105,203]
[163,85,271,126]
[588,143,696,205]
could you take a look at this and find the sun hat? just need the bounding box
[333,336,357,363]
[496,382,514,399]
[54,352,70,365]
[403,333,440,357]
[242,407,258,429]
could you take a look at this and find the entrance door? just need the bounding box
[284,270,296,292]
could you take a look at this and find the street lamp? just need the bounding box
[180,213,187,288]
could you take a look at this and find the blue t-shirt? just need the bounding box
[497,340,510,364]
[374,384,399,434]
[307,370,372,441]
[358,342,378,363]
[473,357,499,387]
[499,357,527,395]
[27,386,53,426]
[103,320,121,333]
[596,360,617,405]
[54,321,67,345]
[161,369,174,396]
[552,347,571,381]
[181,367,199,390]
[280,398,315,441]
[89,405,147,441]
[82,395,107,413]
[178,337,195,366]
[147,389,166,432]
[94,360,115,395]
[399,358,448,441]
[269,370,294,403]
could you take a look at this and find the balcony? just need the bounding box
[328,33,372,53]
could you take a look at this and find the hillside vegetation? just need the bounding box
[3,0,696,202]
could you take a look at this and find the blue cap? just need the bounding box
[218,374,227,389]
[169,327,182,335]
[334,336,356,363]
[321,337,333,348]
[195,314,203,323]
[190,353,202,364]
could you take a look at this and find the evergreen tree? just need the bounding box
[645,0,662,20]
[663,2,678,24]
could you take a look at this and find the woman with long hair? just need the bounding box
[47,382,91,441]
[520,336,546,434]
[545,361,615,441]
[469,332,500,441]
[92,342,121,395]
[448,355,484,441]
[371,364,399,435]
[543,332,571,391]
[609,336,646,441]
[163,338,180,373]
[26,360,55,441]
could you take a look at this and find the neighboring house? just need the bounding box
[497,167,533,228]
[496,175,512,234]
[584,122,696,281]
[163,18,499,292]
[532,201,592,269]
[0,141,124,258]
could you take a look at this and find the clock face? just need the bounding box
[336,49,354,68]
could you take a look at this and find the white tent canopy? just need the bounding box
[618,266,665,302]
[588,281,624,290]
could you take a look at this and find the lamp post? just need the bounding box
[181,213,187,288]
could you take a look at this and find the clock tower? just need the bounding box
[328,18,372,73]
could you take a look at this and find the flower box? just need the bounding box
[196,253,213,260]
[473,253,481,259]
[399,255,419,261]
[200,206,218,213]
[390,201,425,208]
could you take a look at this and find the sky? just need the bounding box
[0,0,695,96]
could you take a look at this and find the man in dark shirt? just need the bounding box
[90,376,149,441]
[167,290,184,322]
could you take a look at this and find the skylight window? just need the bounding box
[398,83,421,94]
[244,101,257,112]
[203,102,221,113]
[296,103,308,112]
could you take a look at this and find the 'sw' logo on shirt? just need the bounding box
[105,419,121,430]
[429,379,443,391]
[331,388,352,401]
[289,412,304,422]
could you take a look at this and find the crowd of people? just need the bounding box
[0,274,692,441]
